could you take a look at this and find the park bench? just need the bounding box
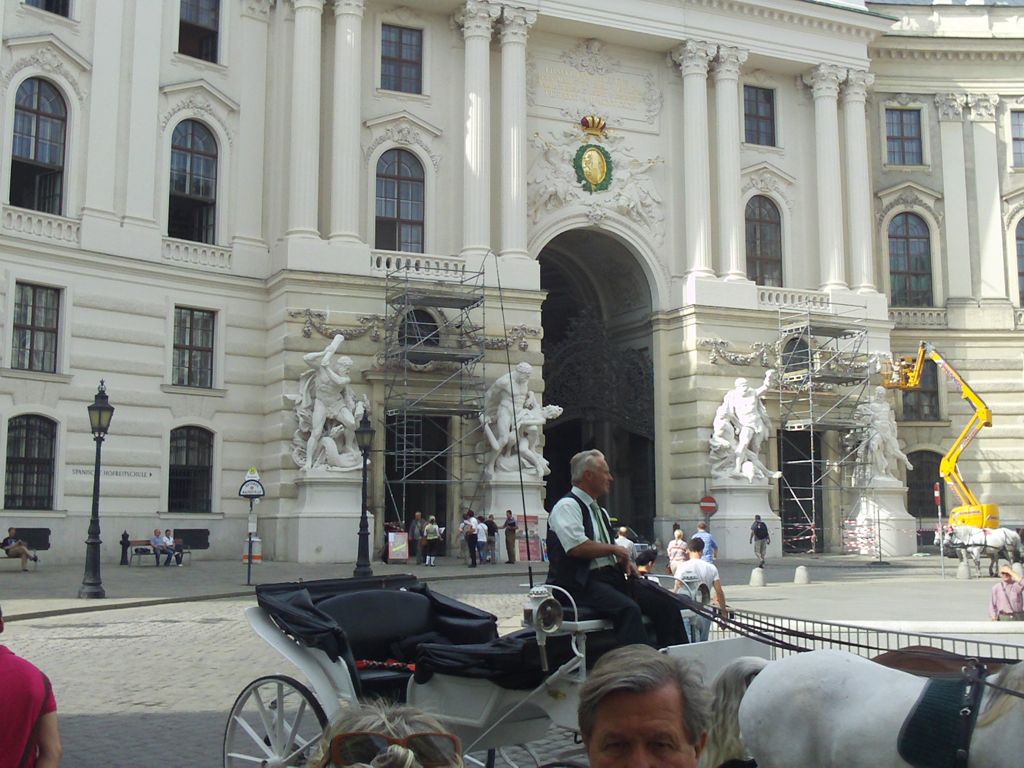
[1,527,48,571]
[127,528,209,566]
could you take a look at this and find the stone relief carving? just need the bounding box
[561,38,618,76]
[526,128,664,239]
[1,45,87,102]
[289,308,389,341]
[478,362,562,479]
[742,165,795,209]
[160,93,235,145]
[967,93,999,121]
[934,93,966,121]
[699,339,774,368]
[363,118,441,170]
[875,188,943,228]
[709,371,782,483]
[287,335,370,473]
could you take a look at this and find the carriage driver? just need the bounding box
[546,450,688,649]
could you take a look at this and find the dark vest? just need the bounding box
[546,492,614,590]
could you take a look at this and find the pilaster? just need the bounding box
[288,0,325,238]
[499,6,536,261]
[672,40,718,278]
[934,93,972,300]
[804,64,847,291]
[123,0,163,235]
[968,94,1006,301]
[455,0,500,259]
[842,70,876,293]
[712,46,748,281]
[329,0,366,243]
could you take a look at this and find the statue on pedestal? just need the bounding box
[710,370,781,483]
[288,334,369,472]
[851,386,913,483]
[479,362,563,478]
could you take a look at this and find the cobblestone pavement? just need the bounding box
[3,560,1022,766]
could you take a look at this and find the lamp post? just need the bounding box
[353,411,375,578]
[79,381,114,599]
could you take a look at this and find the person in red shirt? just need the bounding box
[0,604,62,767]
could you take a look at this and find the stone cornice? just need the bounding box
[689,0,892,41]
[872,44,1024,64]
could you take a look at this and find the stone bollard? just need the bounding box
[794,565,810,585]
[956,560,973,580]
[749,567,766,587]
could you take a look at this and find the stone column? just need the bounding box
[81,0,123,224]
[713,46,748,281]
[968,94,1006,300]
[456,0,499,259]
[288,0,325,237]
[842,70,876,293]
[329,0,365,242]
[234,1,273,246]
[935,93,972,300]
[804,65,847,290]
[123,0,163,227]
[672,40,718,277]
[499,6,536,260]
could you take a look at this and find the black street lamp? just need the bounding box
[353,412,375,578]
[79,381,114,599]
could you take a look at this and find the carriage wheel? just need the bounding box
[223,674,328,767]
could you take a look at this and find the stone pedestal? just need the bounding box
[850,478,917,557]
[685,481,783,562]
[288,473,371,563]
[481,474,548,560]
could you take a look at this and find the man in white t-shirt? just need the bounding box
[671,537,727,642]
[614,527,637,563]
[461,511,480,568]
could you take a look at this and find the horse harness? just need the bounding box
[897,660,989,768]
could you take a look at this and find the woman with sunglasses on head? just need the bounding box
[306,700,462,768]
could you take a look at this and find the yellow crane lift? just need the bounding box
[881,342,998,529]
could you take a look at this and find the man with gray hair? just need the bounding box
[545,449,687,648]
[578,644,711,768]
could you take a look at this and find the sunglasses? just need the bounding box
[329,731,461,767]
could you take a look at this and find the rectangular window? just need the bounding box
[885,109,923,166]
[12,283,59,373]
[902,360,940,421]
[179,0,219,63]
[172,307,215,388]
[381,24,423,94]
[744,86,776,147]
[1012,111,1024,168]
[26,0,70,16]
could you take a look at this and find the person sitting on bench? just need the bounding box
[149,528,175,567]
[546,449,688,649]
[2,528,39,571]
[161,529,184,567]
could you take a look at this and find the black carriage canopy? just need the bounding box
[256,576,706,690]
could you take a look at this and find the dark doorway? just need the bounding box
[907,449,944,546]
[538,230,655,538]
[778,429,824,553]
[384,414,449,538]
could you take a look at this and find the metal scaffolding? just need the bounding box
[381,264,487,531]
[776,303,875,553]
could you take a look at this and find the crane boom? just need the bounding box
[881,342,998,529]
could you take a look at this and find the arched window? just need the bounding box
[906,449,943,527]
[169,426,213,513]
[1016,218,1024,305]
[4,415,57,510]
[168,120,217,244]
[375,149,424,253]
[780,337,810,387]
[745,195,782,286]
[901,359,939,421]
[888,213,932,307]
[10,78,67,215]
[399,309,440,348]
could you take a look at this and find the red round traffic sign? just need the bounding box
[933,482,941,505]
[699,495,718,515]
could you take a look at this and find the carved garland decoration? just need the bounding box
[699,339,774,367]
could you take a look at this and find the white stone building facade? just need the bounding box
[0,0,1022,563]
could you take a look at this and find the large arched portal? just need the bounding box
[539,229,656,537]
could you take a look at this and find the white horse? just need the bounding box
[701,649,1024,768]
[944,525,1021,577]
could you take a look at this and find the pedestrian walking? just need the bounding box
[501,509,518,564]
[0,603,63,767]
[407,512,425,565]
[692,521,718,563]
[484,515,499,563]
[749,514,770,568]
[672,537,727,642]
[423,516,440,567]
[666,528,688,574]
[461,511,479,568]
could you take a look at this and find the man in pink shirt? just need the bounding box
[0,604,62,767]
[990,565,1024,621]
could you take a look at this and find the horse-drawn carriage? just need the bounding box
[223,574,1024,768]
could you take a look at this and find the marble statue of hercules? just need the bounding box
[720,370,776,475]
[304,334,359,471]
